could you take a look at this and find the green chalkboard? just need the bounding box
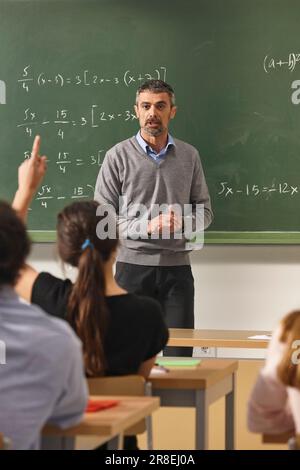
[1,0,300,243]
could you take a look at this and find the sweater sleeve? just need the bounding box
[183,151,213,246]
[94,150,121,209]
[31,272,72,320]
[189,151,213,230]
[247,326,295,434]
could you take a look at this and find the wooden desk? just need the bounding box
[149,359,238,450]
[43,395,159,450]
[168,329,271,349]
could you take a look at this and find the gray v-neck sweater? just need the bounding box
[95,136,213,266]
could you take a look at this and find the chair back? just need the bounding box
[88,375,150,436]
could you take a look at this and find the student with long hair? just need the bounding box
[0,201,88,449]
[13,136,169,379]
[248,311,300,435]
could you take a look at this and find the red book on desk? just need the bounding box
[86,398,119,413]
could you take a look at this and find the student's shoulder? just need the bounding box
[22,299,80,352]
[32,271,72,309]
[34,271,72,291]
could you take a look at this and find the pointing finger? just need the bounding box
[31,135,41,160]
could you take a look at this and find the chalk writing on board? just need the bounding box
[15,64,169,213]
[24,148,104,173]
[262,55,300,105]
[34,184,95,209]
[263,53,300,73]
[218,181,299,198]
[17,106,138,139]
[18,65,167,92]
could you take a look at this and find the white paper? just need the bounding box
[150,366,169,375]
[248,334,272,340]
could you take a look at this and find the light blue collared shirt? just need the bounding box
[136,131,175,163]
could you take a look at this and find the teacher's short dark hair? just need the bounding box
[136,79,175,106]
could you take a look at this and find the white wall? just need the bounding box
[29,243,300,332]
[191,245,300,331]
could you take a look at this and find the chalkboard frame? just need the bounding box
[28,230,300,244]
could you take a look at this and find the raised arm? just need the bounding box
[13,135,47,300]
[12,135,47,223]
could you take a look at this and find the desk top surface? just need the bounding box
[168,329,271,349]
[149,359,238,389]
[43,395,159,437]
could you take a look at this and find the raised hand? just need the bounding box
[17,135,47,195]
[13,135,47,222]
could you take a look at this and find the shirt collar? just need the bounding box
[136,131,175,156]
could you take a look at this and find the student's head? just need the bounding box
[277,311,300,388]
[0,201,30,287]
[57,200,118,267]
[56,200,118,377]
[135,80,177,137]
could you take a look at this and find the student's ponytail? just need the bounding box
[277,311,300,388]
[68,241,108,376]
[57,201,118,377]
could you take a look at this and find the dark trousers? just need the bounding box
[115,262,194,357]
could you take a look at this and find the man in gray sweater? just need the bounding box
[95,80,213,356]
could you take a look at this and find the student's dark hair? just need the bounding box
[277,311,300,388]
[136,79,176,106]
[0,201,30,286]
[56,200,118,377]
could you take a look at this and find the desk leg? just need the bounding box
[225,372,235,450]
[107,433,124,450]
[195,390,209,450]
[145,381,153,450]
